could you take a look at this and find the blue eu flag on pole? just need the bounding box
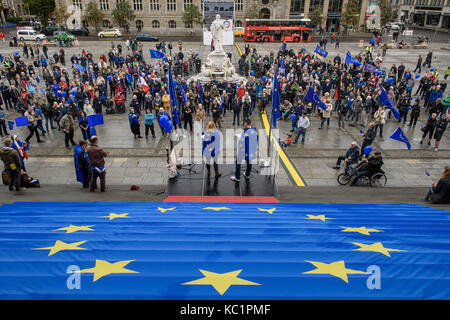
[279,58,285,77]
[314,45,328,59]
[380,87,401,120]
[150,49,165,59]
[168,64,180,127]
[304,87,327,111]
[15,116,29,127]
[177,80,187,106]
[271,66,281,128]
[345,52,362,67]
[390,127,411,150]
[74,64,85,72]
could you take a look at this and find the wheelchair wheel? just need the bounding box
[337,173,351,185]
[370,173,387,187]
[359,175,371,186]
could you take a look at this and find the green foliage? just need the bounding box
[310,7,323,29]
[182,4,202,28]
[379,0,393,27]
[84,0,105,31]
[341,0,360,28]
[23,0,55,26]
[111,0,135,28]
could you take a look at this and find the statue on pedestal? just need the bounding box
[210,14,224,53]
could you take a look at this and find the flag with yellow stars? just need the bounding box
[0,202,449,299]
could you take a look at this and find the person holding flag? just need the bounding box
[128,107,143,139]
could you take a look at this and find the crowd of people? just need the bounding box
[0,33,448,201]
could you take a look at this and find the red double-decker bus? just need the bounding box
[244,19,312,43]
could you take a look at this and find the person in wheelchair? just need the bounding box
[350,151,384,186]
[333,141,360,172]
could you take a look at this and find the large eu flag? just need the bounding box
[0,202,450,299]
[345,52,362,67]
[304,87,327,111]
[380,87,401,120]
[390,127,411,150]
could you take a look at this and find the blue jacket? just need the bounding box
[345,146,360,161]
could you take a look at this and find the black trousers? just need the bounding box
[0,120,8,136]
[145,123,155,137]
[90,169,106,192]
[409,115,419,126]
[25,125,40,143]
[7,168,20,191]
[184,116,193,131]
[64,129,76,147]
[81,168,90,188]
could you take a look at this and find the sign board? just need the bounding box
[403,30,413,36]
[202,0,235,46]
[203,19,234,46]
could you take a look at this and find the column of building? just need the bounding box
[358,0,368,31]
[322,0,330,29]
[304,0,311,18]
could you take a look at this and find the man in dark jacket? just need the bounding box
[0,137,22,191]
[425,166,450,204]
[361,122,376,157]
[420,113,437,145]
[333,141,360,170]
[351,151,384,186]
[86,136,107,192]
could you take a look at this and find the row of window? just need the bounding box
[395,0,449,5]
[72,0,245,12]
[84,19,244,29]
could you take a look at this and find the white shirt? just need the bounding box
[297,116,310,129]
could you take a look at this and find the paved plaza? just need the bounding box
[0,35,449,192]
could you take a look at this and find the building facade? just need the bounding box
[55,0,378,34]
[390,0,450,30]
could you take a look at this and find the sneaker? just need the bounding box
[427,141,431,146]
[434,148,438,152]
[243,173,250,179]
[342,129,346,132]
[332,166,340,170]
[419,140,423,144]
[230,176,240,182]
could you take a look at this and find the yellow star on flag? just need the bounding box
[258,208,276,214]
[306,214,334,222]
[303,260,368,283]
[74,259,139,282]
[34,240,87,256]
[203,207,231,211]
[157,207,176,213]
[183,269,260,295]
[340,226,383,236]
[103,213,129,220]
[352,242,405,257]
[53,225,95,233]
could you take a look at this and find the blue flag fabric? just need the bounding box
[1,202,450,299]
[271,66,281,128]
[168,64,180,127]
[380,87,401,120]
[390,127,411,150]
[74,64,85,72]
[314,45,328,59]
[87,114,104,127]
[345,52,362,67]
[304,87,327,111]
[15,116,29,127]
[150,49,165,59]
[279,58,285,77]
[177,81,187,106]
[8,121,14,131]
[363,63,377,73]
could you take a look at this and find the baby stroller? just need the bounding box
[113,93,126,113]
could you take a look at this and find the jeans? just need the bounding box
[64,129,76,147]
[413,64,421,73]
[233,111,240,125]
[90,169,106,192]
[25,125,40,143]
[294,127,307,144]
[320,118,330,127]
[338,114,345,129]
[235,159,251,180]
[45,116,56,131]
[351,170,371,186]
[351,111,361,123]
[374,124,384,137]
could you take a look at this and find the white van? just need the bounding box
[16,29,46,41]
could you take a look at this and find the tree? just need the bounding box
[52,0,70,26]
[84,0,105,31]
[341,0,360,30]
[245,3,260,19]
[379,0,393,27]
[23,0,55,26]
[310,7,323,31]
[181,4,202,32]
[111,0,135,28]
